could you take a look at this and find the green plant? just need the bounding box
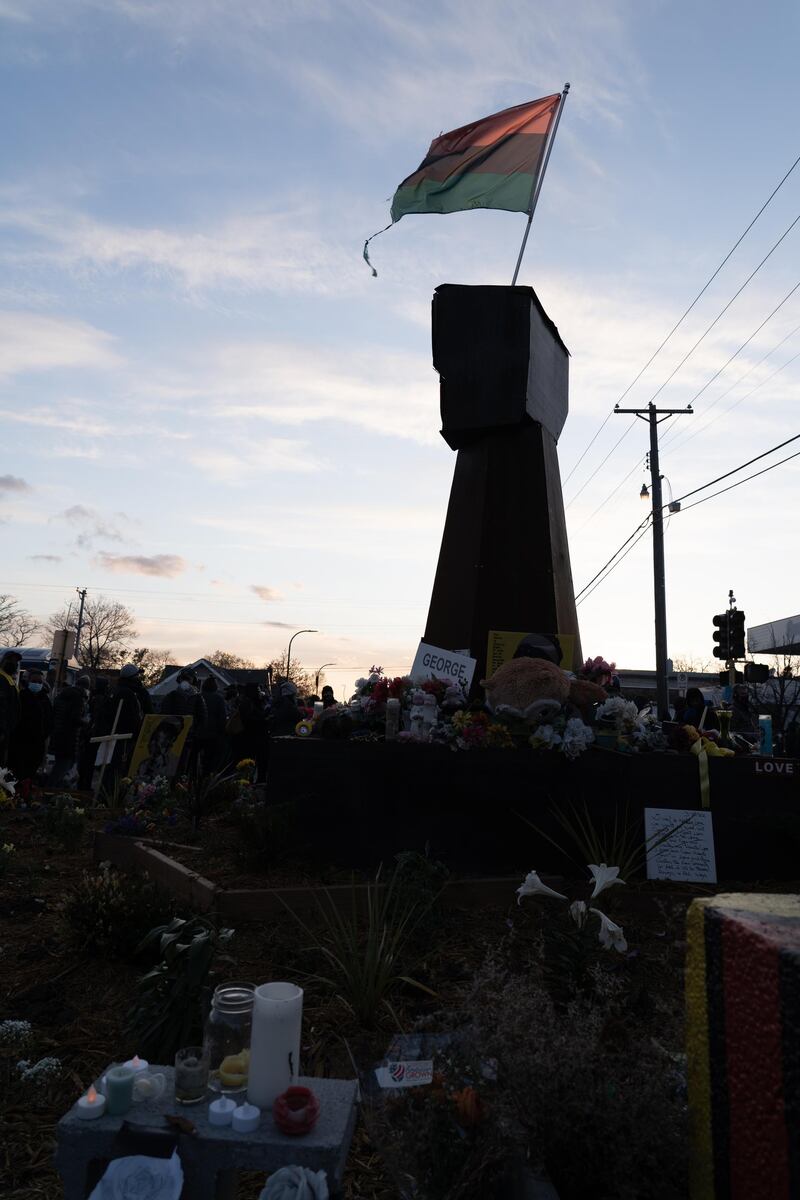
[0,842,15,878]
[178,769,238,831]
[518,798,693,880]
[43,794,87,850]
[236,799,296,863]
[393,846,450,914]
[279,868,437,1028]
[62,863,172,957]
[127,916,234,1062]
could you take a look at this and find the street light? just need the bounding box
[285,629,317,682]
[315,662,336,693]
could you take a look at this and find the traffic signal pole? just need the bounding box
[615,402,692,720]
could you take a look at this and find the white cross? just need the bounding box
[90,699,133,798]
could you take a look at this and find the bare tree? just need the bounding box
[672,654,713,673]
[206,650,257,670]
[752,654,800,755]
[0,594,40,647]
[47,596,137,672]
[266,654,317,696]
[130,646,174,688]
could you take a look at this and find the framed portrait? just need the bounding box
[128,715,193,782]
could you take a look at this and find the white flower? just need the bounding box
[530,724,561,750]
[596,697,639,726]
[516,870,567,904]
[0,1019,33,1049]
[569,900,588,928]
[588,863,625,900]
[0,768,16,796]
[560,717,595,758]
[590,908,627,953]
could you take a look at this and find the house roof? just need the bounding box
[151,658,270,694]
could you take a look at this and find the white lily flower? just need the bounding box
[0,768,15,797]
[590,908,627,953]
[568,900,587,928]
[516,870,567,905]
[588,862,625,900]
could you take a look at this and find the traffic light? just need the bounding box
[745,662,769,683]
[729,610,746,659]
[713,613,730,659]
[719,670,743,685]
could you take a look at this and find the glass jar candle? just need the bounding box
[204,981,255,1094]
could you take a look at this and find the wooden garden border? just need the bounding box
[92,832,521,917]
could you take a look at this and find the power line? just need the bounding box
[576,522,652,606]
[561,150,800,487]
[576,440,800,606]
[643,210,800,409]
[565,418,637,507]
[669,433,800,507]
[663,342,800,456]
[574,514,652,600]
[678,447,800,513]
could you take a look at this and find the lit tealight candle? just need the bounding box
[231,1102,260,1133]
[77,1084,107,1120]
[124,1055,149,1074]
[209,1096,237,1126]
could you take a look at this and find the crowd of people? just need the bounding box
[0,650,338,790]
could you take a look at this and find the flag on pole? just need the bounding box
[364,93,561,273]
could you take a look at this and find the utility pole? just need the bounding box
[73,587,88,664]
[615,402,692,720]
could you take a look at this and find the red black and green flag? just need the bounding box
[364,92,563,274]
[391,94,561,221]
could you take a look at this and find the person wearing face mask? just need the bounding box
[160,669,206,776]
[0,650,22,768]
[49,674,91,787]
[9,669,52,783]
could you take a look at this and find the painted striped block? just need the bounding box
[686,893,800,1199]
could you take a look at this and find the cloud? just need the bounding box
[0,311,119,379]
[264,620,295,629]
[189,436,326,481]
[251,585,284,602]
[95,552,188,577]
[56,504,128,548]
[0,204,364,298]
[0,473,29,492]
[28,553,62,562]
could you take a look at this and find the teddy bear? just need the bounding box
[482,658,608,722]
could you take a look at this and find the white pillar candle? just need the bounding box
[247,982,303,1110]
[209,1096,237,1126]
[77,1084,107,1119]
[231,1102,260,1132]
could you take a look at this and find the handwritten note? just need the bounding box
[644,808,717,883]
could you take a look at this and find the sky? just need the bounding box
[1,0,799,697]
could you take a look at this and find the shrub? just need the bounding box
[126,916,234,1062]
[44,794,87,850]
[62,863,172,958]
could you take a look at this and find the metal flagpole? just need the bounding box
[511,82,570,286]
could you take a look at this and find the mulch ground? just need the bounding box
[3,802,797,1199]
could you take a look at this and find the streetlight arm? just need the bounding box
[285,629,318,681]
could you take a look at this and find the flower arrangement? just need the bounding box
[354,670,454,712]
[595,696,639,730]
[448,710,514,751]
[529,714,595,759]
[578,655,616,685]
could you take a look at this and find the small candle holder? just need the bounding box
[272,1086,320,1136]
[209,1096,237,1126]
[174,1046,210,1105]
[231,1102,260,1133]
[77,1084,107,1120]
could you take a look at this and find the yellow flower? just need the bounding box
[236,758,256,770]
[2,843,14,854]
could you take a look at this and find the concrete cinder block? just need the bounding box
[686,893,800,1200]
[55,1068,358,1199]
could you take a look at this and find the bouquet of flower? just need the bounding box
[448,710,514,751]
[529,714,595,759]
[578,655,616,685]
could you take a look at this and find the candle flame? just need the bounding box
[87,1085,98,1102]
[132,1055,141,1067]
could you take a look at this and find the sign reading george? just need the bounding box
[411,641,476,691]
